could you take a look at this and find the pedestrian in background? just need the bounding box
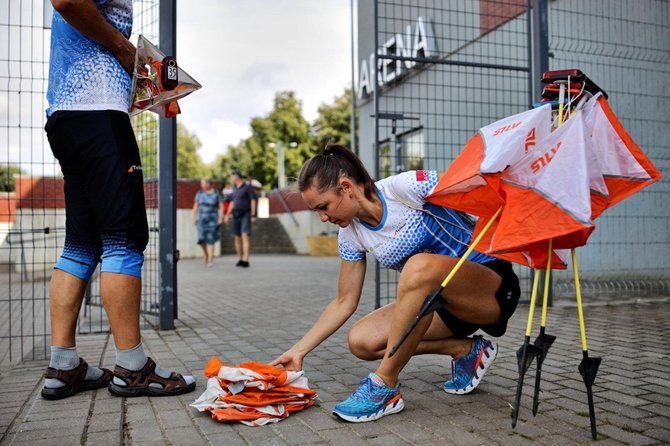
[193,177,224,267]
[223,169,256,268]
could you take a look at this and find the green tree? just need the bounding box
[131,114,205,179]
[224,91,316,189]
[313,87,357,150]
[177,122,204,178]
[0,164,24,192]
[132,113,158,178]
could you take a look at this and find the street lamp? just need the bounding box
[269,141,297,189]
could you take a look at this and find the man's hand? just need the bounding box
[113,38,136,74]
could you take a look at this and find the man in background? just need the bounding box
[224,170,257,268]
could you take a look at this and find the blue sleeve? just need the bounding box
[338,239,365,263]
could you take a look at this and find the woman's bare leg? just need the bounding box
[348,303,472,360]
[371,253,502,388]
[198,242,208,264]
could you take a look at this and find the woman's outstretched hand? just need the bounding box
[270,349,304,371]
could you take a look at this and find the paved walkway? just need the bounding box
[1,255,669,445]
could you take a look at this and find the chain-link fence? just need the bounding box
[546,0,670,297]
[359,0,669,307]
[361,0,535,306]
[0,0,162,366]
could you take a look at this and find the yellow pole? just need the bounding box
[572,248,589,351]
[525,269,542,337]
[540,239,553,327]
[557,83,566,126]
[439,206,502,289]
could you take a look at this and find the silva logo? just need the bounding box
[530,142,561,173]
[524,128,536,153]
[493,120,521,136]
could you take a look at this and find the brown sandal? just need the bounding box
[108,357,196,397]
[41,358,113,400]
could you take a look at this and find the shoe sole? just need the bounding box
[332,395,405,423]
[444,341,498,395]
[41,371,113,400]
[41,379,110,400]
[108,381,196,397]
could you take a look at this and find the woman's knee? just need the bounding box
[347,325,379,360]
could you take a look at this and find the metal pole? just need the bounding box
[373,0,381,310]
[158,0,177,330]
[531,0,552,306]
[350,0,357,154]
[526,0,534,108]
[531,0,549,102]
[277,141,285,189]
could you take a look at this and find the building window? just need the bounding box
[402,128,425,171]
[379,142,393,179]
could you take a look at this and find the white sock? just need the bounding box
[114,343,193,388]
[44,346,103,388]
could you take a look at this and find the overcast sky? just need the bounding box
[175,0,355,163]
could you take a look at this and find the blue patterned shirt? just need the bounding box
[46,0,133,116]
[338,170,496,270]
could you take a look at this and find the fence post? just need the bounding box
[531,0,549,102]
[531,0,552,305]
[373,0,382,310]
[158,0,177,330]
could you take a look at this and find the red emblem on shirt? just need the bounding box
[416,170,428,181]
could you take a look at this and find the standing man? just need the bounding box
[41,0,195,399]
[224,170,257,268]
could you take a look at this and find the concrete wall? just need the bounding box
[275,211,339,255]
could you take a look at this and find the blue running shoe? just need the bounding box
[332,373,404,422]
[443,335,497,395]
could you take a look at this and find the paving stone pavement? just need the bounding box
[1,255,669,445]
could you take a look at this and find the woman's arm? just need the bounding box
[192,197,199,225]
[271,258,367,370]
[218,199,224,225]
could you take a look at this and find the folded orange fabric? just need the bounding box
[191,358,317,427]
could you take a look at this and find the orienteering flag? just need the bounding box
[426,104,567,268]
[488,110,601,254]
[427,104,553,218]
[130,35,202,117]
[190,358,317,427]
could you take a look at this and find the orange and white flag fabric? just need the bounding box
[426,103,567,268]
[427,104,552,218]
[583,93,662,218]
[190,358,317,427]
[488,110,604,254]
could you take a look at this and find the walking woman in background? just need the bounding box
[193,178,224,267]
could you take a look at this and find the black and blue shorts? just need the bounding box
[436,259,521,337]
[45,110,149,279]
